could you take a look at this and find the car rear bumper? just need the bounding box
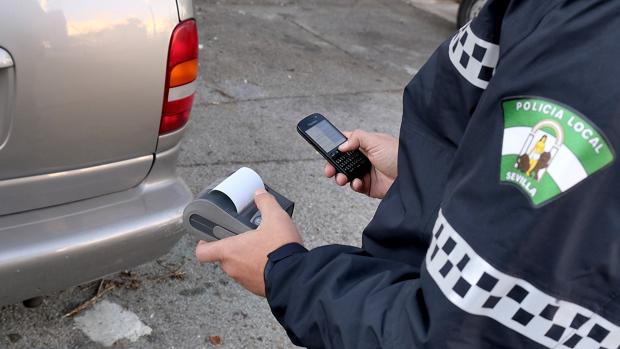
[0,145,193,305]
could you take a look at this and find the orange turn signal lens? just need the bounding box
[169,58,198,87]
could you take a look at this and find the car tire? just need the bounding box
[457,0,487,28]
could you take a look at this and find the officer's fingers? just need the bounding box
[254,189,284,219]
[335,173,349,186]
[324,162,337,178]
[351,178,364,192]
[195,239,227,263]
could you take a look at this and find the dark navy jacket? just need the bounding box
[264,1,620,347]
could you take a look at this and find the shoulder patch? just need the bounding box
[500,97,615,207]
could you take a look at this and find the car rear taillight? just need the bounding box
[160,20,199,135]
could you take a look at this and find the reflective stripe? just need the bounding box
[426,210,620,349]
[168,80,197,102]
[448,23,499,89]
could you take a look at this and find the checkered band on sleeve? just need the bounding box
[426,210,620,349]
[448,22,499,89]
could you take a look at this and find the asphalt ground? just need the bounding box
[0,1,454,348]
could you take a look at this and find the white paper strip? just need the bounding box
[212,167,265,213]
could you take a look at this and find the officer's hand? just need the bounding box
[324,130,398,199]
[195,189,303,297]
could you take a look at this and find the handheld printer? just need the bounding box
[183,167,294,241]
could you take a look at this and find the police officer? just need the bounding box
[196,0,620,347]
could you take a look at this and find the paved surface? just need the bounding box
[0,1,453,348]
[407,0,458,23]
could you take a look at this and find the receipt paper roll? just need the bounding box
[212,167,265,213]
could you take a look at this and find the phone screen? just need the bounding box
[305,120,346,152]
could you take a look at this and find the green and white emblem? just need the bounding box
[500,97,615,206]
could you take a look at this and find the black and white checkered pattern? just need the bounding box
[427,211,620,349]
[448,22,499,89]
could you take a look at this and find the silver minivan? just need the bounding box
[0,0,196,305]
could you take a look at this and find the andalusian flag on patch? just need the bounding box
[500,97,615,206]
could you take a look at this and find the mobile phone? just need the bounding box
[297,113,371,181]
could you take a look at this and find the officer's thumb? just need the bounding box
[254,188,282,219]
[339,130,367,153]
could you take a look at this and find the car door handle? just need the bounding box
[0,48,13,69]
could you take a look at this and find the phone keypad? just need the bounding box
[333,151,367,175]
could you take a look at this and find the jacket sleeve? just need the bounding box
[267,1,620,349]
[359,0,513,266]
[264,2,512,347]
[265,243,428,349]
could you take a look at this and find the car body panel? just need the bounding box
[157,123,188,152]
[0,0,197,305]
[176,0,195,21]
[0,144,192,306]
[0,49,14,152]
[0,0,179,214]
[0,154,152,216]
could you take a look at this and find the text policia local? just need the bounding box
[515,100,605,154]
